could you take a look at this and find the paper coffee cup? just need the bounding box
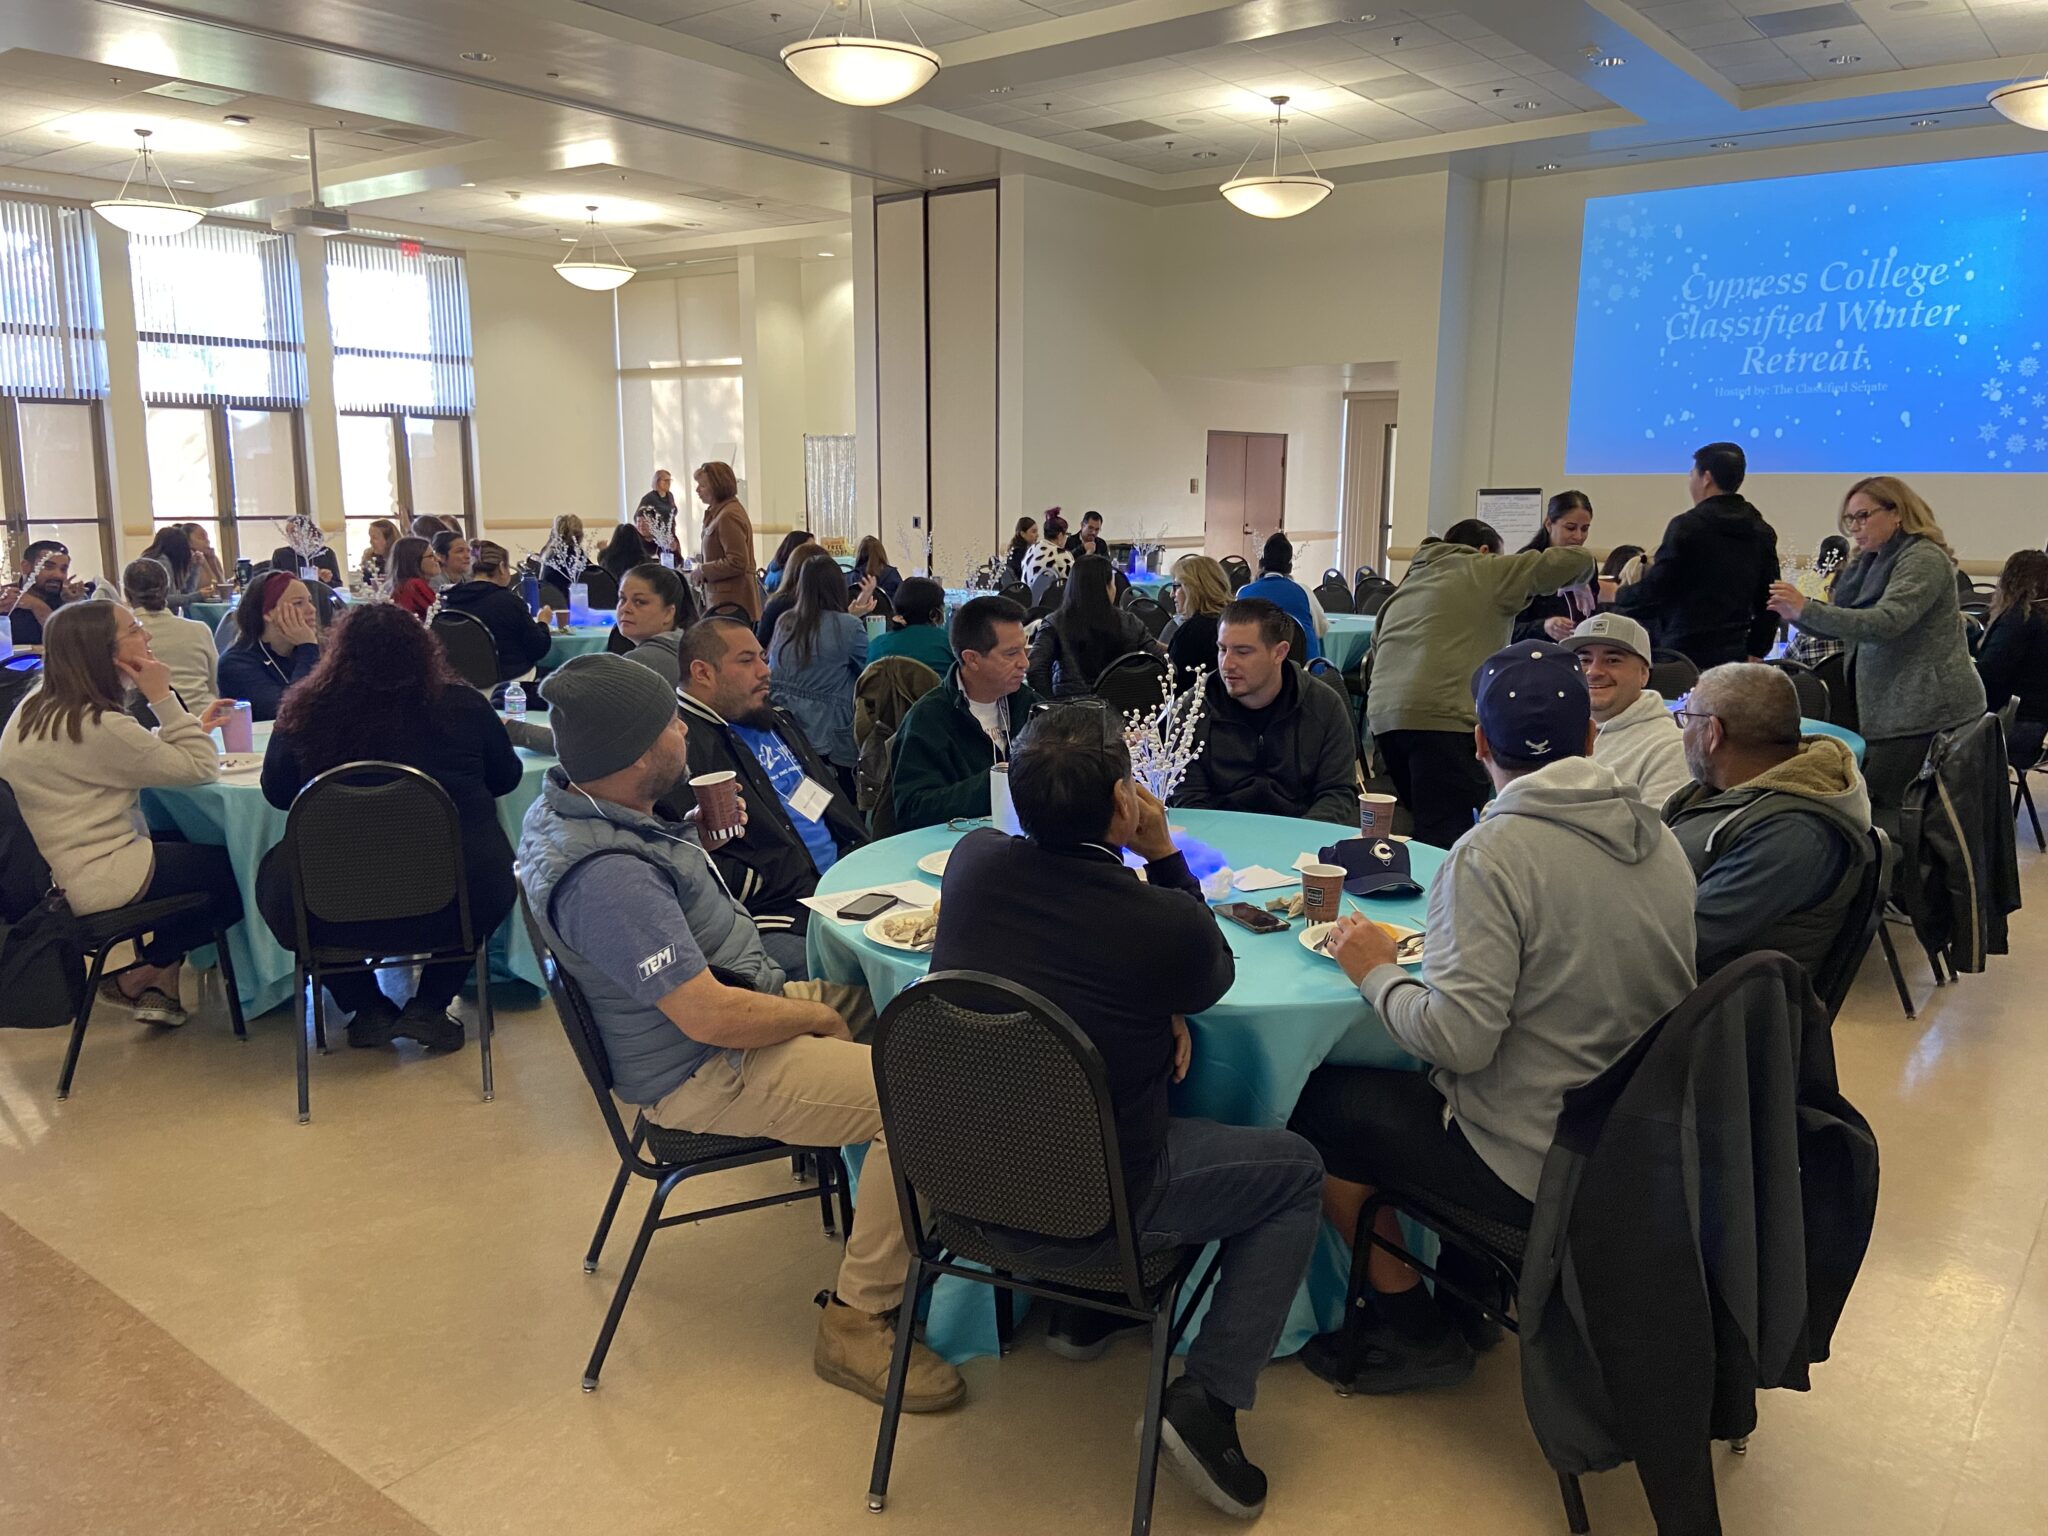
[1359,793,1397,837]
[689,771,740,845]
[221,700,254,754]
[554,610,570,631]
[1301,862,1347,922]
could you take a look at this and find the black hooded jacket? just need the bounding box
[1615,492,1781,667]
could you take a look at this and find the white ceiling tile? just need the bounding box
[1695,37,1794,64]
[1463,34,1529,60]
[1383,42,1489,74]
[1674,19,1767,46]
[1308,53,1413,86]
[1420,59,1530,87]
[1638,0,1743,23]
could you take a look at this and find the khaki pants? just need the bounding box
[647,983,902,1314]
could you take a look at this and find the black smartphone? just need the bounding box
[836,891,901,922]
[1216,902,1289,935]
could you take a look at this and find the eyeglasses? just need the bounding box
[1842,507,1889,528]
[1673,708,1716,727]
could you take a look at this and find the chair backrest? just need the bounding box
[872,971,1151,1300]
[1811,827,1892,1022]
[1353,563,1379,588]
[1354,577,1396,616]
[1125,595,1170,639]
[1762,658,1830,721]
[283,761,472,944]
[1282,615,1311,666]
[866,584,895,621]
[1092,651,1169,718]
[1314,578,1354,614]
[1305,656,1351,713]
[431,609,502,690]
[1810,650,1857,732]
[1323,567,1344,586]
[1000,582,1031,609]
[582,566,621,609]
[537,580,568,613]
[1220,555,1252,593]
[518,891,652,1169]
[1648,649,1700,698]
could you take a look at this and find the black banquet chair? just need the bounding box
[278,762,498,1122]
[1315,573,1354,613]
[431,609,501,690]
[1219,554,1252,593]
[1093,651,1170,720]
[581,566,621,610]
[1125,595,1172,640]
[1762,657,1831,722]
[1647,649,1700,700]
[519,895,852,1390]
[865,972,1221,1536]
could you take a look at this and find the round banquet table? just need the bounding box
[141,723,554,1016]
[1322,612,1376,671]
[806,809,1443,1363]
[189,600,233,632]
[1127,576,1173,602]
[542,623,616,667]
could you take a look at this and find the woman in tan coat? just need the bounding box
[694,460,762,621]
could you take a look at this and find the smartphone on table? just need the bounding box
[836,891,901,922]
[1216,902,1289,935]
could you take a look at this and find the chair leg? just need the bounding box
[1877,927,1916,1020]
[585,1163,634,1273]
[1329,1194,1387,1395]
[814,1152,837,1237]
[2019,775,2045,853]
[1129,1301,1176,1536]
[212,928,247,1040]
[55,947,112,1100]
[1557,1471,1590,1535]
[474,943,495,1102]
[866,1257,930,1512]
[832,1151,855,1240]
[584,1176,678,1391]
[992,1274,1016,1356]
[311,978,329,1054]
[296,963,313,1124]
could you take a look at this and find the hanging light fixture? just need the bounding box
[554,205,635,291]
[782,0,939,108]
[1220,97,1334,219]
[92,128,205,237]
[1989,77,2048,129]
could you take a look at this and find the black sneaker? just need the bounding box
[1045,1302,1149,1361]
[1437,1285,1507,1354]
[346,995,402,1050]
[1154,1376,1266,1520]
[1297,1322,1473,1395]
[396,1001,464,1051]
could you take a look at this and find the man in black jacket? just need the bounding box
[932,703,1322,1521]
[1170,598,1357,826]
[677,617,867,975]
[1616,441,1781,668]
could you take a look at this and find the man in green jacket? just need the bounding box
[1368,519,1598,847]
[890,595,1038,831]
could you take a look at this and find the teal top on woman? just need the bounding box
[865,623,953,677]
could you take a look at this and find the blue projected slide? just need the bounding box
[1564,152,2048,474]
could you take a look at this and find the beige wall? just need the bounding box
[467,250,621,553]
[740,253,808,535]
[801,256,855,439]
[1453,125,2048,570]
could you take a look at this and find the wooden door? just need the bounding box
[1204,431,1287,563]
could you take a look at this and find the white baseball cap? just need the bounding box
[1561,612,1653,665]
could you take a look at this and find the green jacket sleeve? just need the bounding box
[890,710,987,832]
[1491,547,1599,612]
[1796,544,1951,644]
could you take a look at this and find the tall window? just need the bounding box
[0,195,115,585]
[615,272,745,520]
[326,237,475,571]
[131,221,308,565]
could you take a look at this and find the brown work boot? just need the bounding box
[814,1299,965,1412]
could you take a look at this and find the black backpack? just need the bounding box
[0,777,88,1030]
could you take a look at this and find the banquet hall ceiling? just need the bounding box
[0,0,2039,256]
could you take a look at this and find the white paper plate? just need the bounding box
[216,754,265,776]
[865,908,938,953]
[1301,920,1422,964]
[915,849,949,879]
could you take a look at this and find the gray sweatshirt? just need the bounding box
[1362,755,1698,1199]
[1592,689,1692,814]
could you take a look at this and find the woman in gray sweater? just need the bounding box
[1768,476,1985,816]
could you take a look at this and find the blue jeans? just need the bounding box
[1134,1118,1323,1411]
[760,926,811,981]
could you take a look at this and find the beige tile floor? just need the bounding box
[1,845,2045,1536]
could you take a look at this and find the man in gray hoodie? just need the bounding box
[1289,641,1697,1393]
[1665,662,1873,980]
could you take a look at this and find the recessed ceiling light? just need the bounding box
[173,177,195,185]
[1538,161,1561,171]
[1828,54,1860,65]
[1515,100,1540,109]
[1596,56,1625,68]
[1193,150,1220,159]
[461,181,476,187]
[222,113,251,126]
[289,152,309,160]
[561,236,576,242]
[1891,1,1929,10]
[1912,118,1938,127]
[460,51,494,62]
[1353,12,1376,21]
[988,85,1012,94]
[1711,140,1737,149]
[926,166,946,174]
[818,250,834,257]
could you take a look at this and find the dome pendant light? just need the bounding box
[782,0,940,108]
[554,205,635,291]
[1989,76,2048,129]
[92,128,205,237]
[1220,96,1334,219]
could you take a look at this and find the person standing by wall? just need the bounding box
[694,460,762,621]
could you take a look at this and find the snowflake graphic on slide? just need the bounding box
[2007,433,2029,453]
[2022,355,2041,377]
[1999,358,2014,374]
[2001,403,2015,418]
[1980,423,2000,441]
[1983,378,2005,401]
[2035,437,2048,452]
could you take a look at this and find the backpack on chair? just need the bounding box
[0,779,87,1030]
[853,656,942,838]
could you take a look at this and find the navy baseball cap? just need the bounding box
[1470,642,1591,766]
[1319,836,1422,897]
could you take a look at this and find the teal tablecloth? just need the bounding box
[1128,576,1173,602]
[190,600,233,631]
[542,624,614,667]
[141,725,553,1016]
[807,809,1441,1362]
[1322,613,1375,671]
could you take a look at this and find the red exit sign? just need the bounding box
[398,238,423,259]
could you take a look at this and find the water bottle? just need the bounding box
[504,681,526,721]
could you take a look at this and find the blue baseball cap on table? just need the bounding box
[1470,642,1591,766]
[1319,835,1421,897]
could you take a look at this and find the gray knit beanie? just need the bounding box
[539,652,678,782]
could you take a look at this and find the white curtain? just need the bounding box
[324,237,475,416]
[804,434,856,547]
[130,221,306,408]
[0,196,107,400]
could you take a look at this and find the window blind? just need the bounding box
[130,221,307,409]
[325,237,475,415]
[0,196,108,400]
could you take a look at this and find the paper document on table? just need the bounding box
[1232,866,1296,892]
[1291,852,1322,872]
[799,881,938,925]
